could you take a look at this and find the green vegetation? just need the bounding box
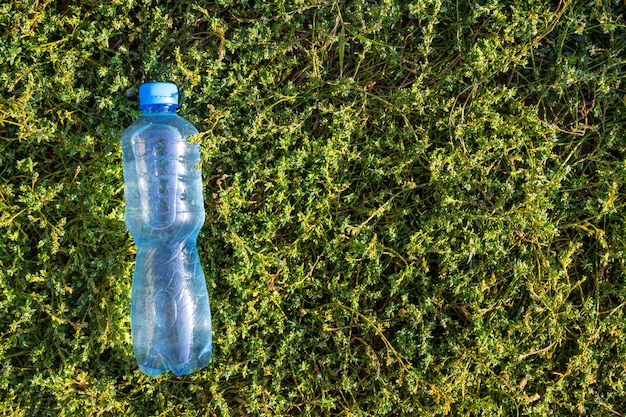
[1,0,625,415]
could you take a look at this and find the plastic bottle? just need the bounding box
[121,82,212,376]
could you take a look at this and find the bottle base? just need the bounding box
[136,346,212,377]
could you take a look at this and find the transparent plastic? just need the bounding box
[122,103,212,376]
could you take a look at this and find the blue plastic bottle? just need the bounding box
[122,82,212,376]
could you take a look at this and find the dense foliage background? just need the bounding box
[1,0,625,415]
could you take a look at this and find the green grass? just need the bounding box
[1,0,625,415]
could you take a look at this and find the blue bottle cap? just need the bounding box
[138,82,179,109]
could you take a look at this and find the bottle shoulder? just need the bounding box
[122,114,199,142]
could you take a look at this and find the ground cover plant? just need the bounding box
[1,0,625,415]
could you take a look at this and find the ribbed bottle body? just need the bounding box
[122,107,212,376]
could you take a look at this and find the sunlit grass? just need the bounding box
[1,0,625,415]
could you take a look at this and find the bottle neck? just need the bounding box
[141,104,178,115]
